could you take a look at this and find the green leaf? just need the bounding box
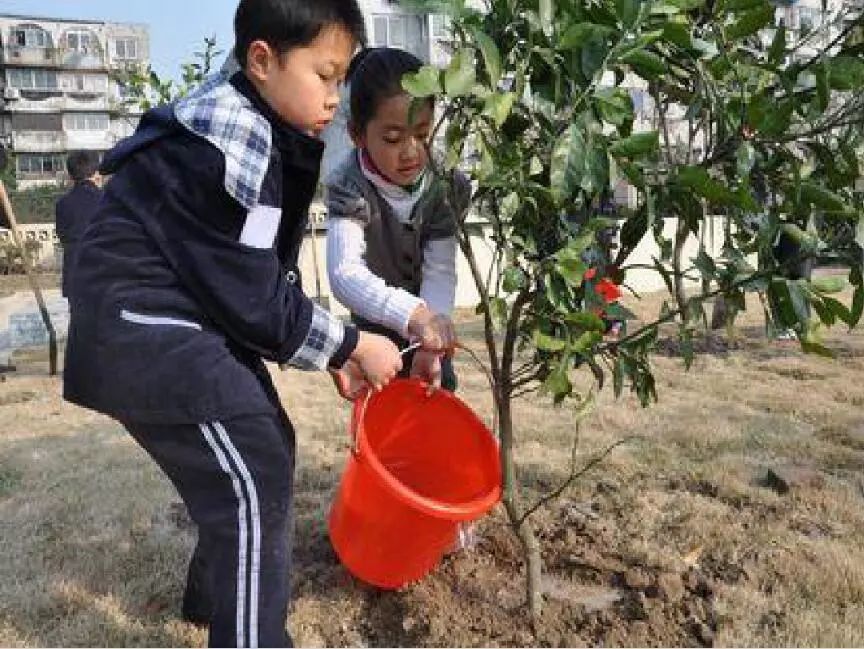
[815,64,829,113]
[503,266,527,293]
[582,36,609,78]
[444,51,476,98]
[801,338,836,358]
[736,143,756,177]
[676,166,738,204]
[852,267,864,326]
[616,0,640,27]
[768,25,786,64]
[726,4,775,40]
[594,87,634,126]
[799,181,848,212]
[720,0,768,11]
[823,296,854,327]
[694,248,717,279]
[500,191,519,220]
[535,330,568,352]
[662,22,693,49]
[560,23,616,49]
[530,156,544,176]
[668,0,705,8]
[609,131,659,158]
[620,49,667,80]
[550,124,587,203]
[473,29,502,86]
[483,92,516,127]
[402,66,442,97]
[827,56,864,91]
[572,330,603,354]
[543,366,573,403]
[555,252,588,286]
[564,311,607,331]
[810,276,847,294]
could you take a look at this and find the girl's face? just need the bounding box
[352,93,433,186]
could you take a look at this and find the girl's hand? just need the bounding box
[410,349,442,390]
[407,306,457,353]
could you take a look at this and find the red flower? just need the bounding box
[596,278,622,303]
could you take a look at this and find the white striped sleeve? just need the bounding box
[327,217,423,337]
[419,236,457,316]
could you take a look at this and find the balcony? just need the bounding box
[3,92,110,113]
[11,130,67,153]
[2,46,108,71]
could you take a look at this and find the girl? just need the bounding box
[326,47,469,390]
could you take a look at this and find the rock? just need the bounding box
[760,465,824,494]
[655,572,685,602]
[624,568,651,590]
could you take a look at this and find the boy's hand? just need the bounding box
[410,349,442,391]
[328,360,366,401]
[350,331,402,392]
[407,306,457,353]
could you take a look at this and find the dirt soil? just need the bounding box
[1,278,863,646]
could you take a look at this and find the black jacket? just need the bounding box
[63,73,357,424]
[55,179,102,297]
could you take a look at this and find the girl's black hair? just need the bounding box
[347,47,432,134]
[234,0,366,68]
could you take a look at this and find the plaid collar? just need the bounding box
[174,73,325,210]
[175,72,270,210]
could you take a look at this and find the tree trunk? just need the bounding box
[673,218,689,315]
[710,295,730,331]
[498,395,543,622]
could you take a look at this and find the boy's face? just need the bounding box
[246,26,354,136]
[352,94,433,187]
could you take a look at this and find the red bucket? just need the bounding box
[328,379,501,589]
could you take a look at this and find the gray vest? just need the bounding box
[325,152,466,300]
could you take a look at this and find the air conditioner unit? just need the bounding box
[3,87,21,101]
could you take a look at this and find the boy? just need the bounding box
[63,1,404,646]
[55,150,102,298]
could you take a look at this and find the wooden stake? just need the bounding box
[0,180,58,376]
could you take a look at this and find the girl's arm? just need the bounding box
[326,216,424,337]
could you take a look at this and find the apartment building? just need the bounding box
[0,14,150,188]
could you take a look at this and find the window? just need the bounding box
[114,38,139,60]
[798,7,820,32]
[11,25,52,48]
[17,154,65,175]
[431,14,450,41]
[7,68,58,91]
[63,113,109,131]
[370,14,426,59]
[66,30,93,52]
[63,73,108,93]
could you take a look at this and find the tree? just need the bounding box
[404,0,864,623]
[115,37,223,111]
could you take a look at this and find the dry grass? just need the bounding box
[1,280,863,646]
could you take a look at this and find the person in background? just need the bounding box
[55,150,102,298]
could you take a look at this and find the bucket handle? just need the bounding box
[349,388,373,457]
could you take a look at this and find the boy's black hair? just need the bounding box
[234,0,366,68]
[66,150,100,182]
[348,47,431,134]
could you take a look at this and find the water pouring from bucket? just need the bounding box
[328,377,501,589]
